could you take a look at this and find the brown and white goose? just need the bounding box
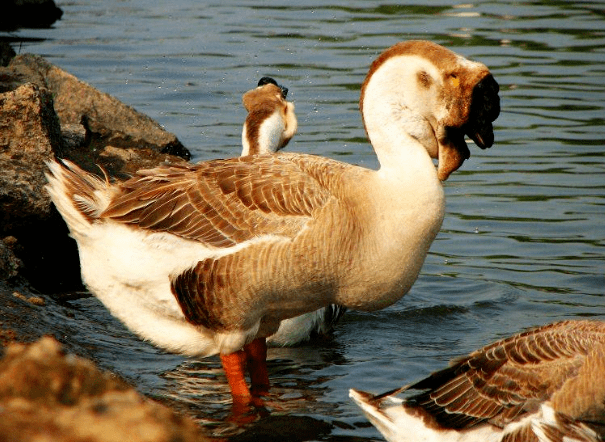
[350,320,605,442]
[45,40,500,412]
[240,76,345,346]
[240,76,297,156]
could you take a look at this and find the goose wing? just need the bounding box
[102,153,341,248]
[406,321,605,430]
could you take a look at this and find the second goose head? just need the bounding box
[241,77,298,156]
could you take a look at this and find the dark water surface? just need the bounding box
[7,1,605,440]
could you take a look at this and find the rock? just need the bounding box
[4,54,191,176]
[0,0,63,31]
[0,42,16,67]
[0,81,80,291]
[0,337,210,442]
[0,237,23,282]
[0,83,62,229]
[0,57,214,441]
[0,55,192,291]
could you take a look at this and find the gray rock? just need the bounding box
[0,0,63,31]
[0,337,210,442]
[0,83,60,230]
[0,42,16,67]
[0,237,22,282]
[5,54,191,177]
[0,55,191,291]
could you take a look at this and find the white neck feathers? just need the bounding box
[361,55,441,180]
[242,111,286,156]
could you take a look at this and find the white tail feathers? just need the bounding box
[349,389,405,442]
[45,159,112,238]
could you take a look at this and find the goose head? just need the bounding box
[241,77,298,156]
[360,40,500,181]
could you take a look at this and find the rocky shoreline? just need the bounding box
[0,30,219,440]
[0,337,208,442]
[0,50,191,291]
[0,5,342,441]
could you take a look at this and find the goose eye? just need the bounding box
[449,72,460,87]
[417,71,433,89]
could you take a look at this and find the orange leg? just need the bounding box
[244,337,270,396]
[220,350,252,407]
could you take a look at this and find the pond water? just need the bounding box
[6,1,605,440]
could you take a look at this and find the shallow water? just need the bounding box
[6,1,605,440]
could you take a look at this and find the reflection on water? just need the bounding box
[6,0,605,440]
[159,349,344,438]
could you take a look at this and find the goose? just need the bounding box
[240,76,297,156]
[240,76,346,346]
[350,320,605,442]
[45,40,500,413]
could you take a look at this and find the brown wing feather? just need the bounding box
[501,425,538,442]
[101,154,342,247]
[406,321,605,430]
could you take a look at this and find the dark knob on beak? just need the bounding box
[258,76,288,99]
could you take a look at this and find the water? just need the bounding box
[5,1,605,440]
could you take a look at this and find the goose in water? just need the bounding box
[241,76,346,346]
[240,76,296,156]
[45,40,500,412]
[350,320,605,442]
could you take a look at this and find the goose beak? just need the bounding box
[280,85,289,99]
[462,74,500,150]
[437,73,500,181]
[257,76,288,99]
[437,130,470,181]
